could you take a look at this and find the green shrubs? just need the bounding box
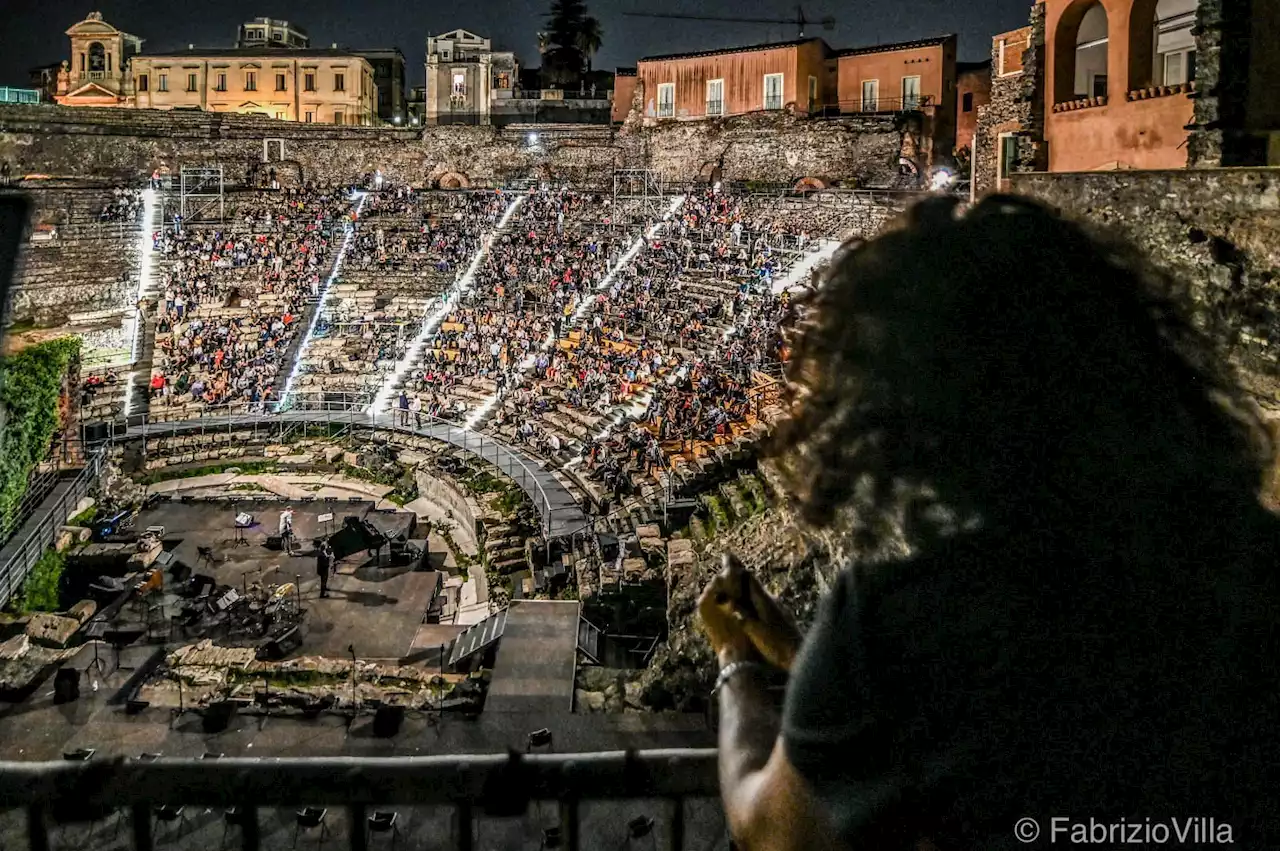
[0,337,80,535]
[11,548,66,613]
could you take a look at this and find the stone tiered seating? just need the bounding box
[8,186,143,327]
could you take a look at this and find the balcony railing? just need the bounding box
[764,96,783,111]
[0,749,721,851]
[706,100,724,116]
[820,94,935,116]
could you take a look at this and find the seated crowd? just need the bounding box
[99,187,144,223]
[147,188,356,414]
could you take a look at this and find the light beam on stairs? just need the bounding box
[369,193,525,416]
[122,187,159,418]
[274,191,369,412]
[463,194,687,432]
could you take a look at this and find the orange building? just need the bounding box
[613,68,636,123]
[834,35,959,167]
[634,38,832,122]
[956,60,992,155]
[1042,0,1198,170]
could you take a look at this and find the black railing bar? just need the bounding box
[0,750,719,808]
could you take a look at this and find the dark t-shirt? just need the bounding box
[782,520,1280,850]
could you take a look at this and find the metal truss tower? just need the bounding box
[612,169,666,227]
[179,166,225,224]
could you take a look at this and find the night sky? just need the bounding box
[0,0,1032,88]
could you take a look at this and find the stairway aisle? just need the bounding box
[123,190,166,419]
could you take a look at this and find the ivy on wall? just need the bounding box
[0,337,80,535]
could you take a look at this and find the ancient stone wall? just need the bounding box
[0,103,902,190]
[973,7,1046,196]
[1012,168,1280,406]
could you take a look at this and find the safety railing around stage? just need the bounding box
[0,748,720,851]
[0,448,104,610]
[88,394,584,540]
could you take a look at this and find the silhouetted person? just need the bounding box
[701,195,1280,851]
[316,539,333,599]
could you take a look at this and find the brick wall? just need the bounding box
[0,103,902,190]
[1013,168,1280,406]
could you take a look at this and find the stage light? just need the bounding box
[393,116,401,125]
[528,132,539,145]
[930,168,954,191]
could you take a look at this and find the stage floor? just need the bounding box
[137,500,457,661]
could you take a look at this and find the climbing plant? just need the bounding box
[10,548,65,613]
[0,337,80,535]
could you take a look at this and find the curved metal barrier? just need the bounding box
[93,405,587,540]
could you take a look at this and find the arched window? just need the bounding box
[1075,4,1109,97]
[88,42,106,73]
[1128,0,1198,90]
[1053,0,1110,102]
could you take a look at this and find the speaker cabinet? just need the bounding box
[53,668,80,704]
[202,701,235,733]
[372,704,405,738]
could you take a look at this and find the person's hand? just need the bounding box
[698,556,760,668]
[699,552,803,671]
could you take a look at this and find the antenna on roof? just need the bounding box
[623,5,836,40]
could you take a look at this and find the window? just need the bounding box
[997,38,1007,76]
[1070,2,1109,99]
[186,73,198,92]
[215,73,227,91]
[304,72,316,92]
[245,71,257,91]
[962,92,974,112]
[452,72,466,97]
[998,133,1018,182]
[706,79,724,116]
[902,76,921,109]
[334,111,345,126]
[158,73,168,92]
[305,111,314,122]
[861,79,879,111]
[275,73,287,92]
[657,82,675,118]
[494,72,511,89]
[334,73,345,92]
[137,74,148,92]
[764,73,784,110]
[272,30,283,42]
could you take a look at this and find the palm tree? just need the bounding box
[574,16,604,73]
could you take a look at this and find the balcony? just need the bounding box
[0,749,723,851]
[823,94,935,116]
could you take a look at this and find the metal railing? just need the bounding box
[814,94,936,116]
[0,448,104,609]
[0,749,720,851]
[90,397,582,540]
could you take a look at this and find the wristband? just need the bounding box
[711,660,769,697]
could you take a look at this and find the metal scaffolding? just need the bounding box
[611,169,666,227]
[179,165,225,224]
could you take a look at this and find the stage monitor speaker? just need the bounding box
[256,625,302,661]
[202,701,235,733]
[372,704,405,738]
[53,668,80,704]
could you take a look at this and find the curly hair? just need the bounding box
[771,194,1269,535]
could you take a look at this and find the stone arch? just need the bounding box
[698,162,724,185]
[1053,0,1110,103]
[793,176,827,193]
[436,171,471,190]
[1129,0,1199,92]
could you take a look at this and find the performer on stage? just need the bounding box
[279,507,295,555]
[316,538,333,598]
